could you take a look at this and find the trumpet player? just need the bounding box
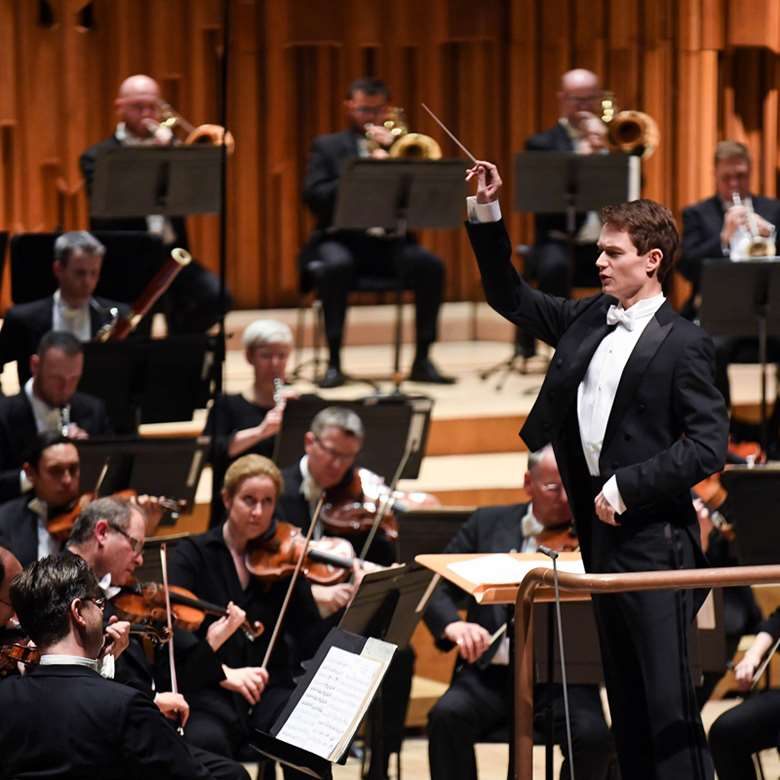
[79,74,228,336]
[681,141,780,418]
[299,77,453,388]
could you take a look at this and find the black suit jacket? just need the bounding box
[0,496,41,567]
[0,294,126,384]
[524,122,588,241]
[79,135,190,245]
[467,219,728,571]
[0,664,213,780]
[680,193,780,288]
[424,503,525,651]
[0,390,112,502]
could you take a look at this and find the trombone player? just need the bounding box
[680,140,780,422]
[79,74,228,336]
[299,77,454,388]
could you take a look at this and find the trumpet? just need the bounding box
[599,92,659,159]
[143,100,235,155]
[730,192,776,258]
[365,106,442,159]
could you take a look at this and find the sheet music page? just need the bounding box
[448,554,584,586]
[275,646,383,760]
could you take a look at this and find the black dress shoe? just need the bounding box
[318,366,347,388]
[408,358,456,384]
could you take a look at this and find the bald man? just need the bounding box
[79,74,229,335]
[519,69,605,356]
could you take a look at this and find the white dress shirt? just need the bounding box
[52,290,91,341]
[28,497,62,561]
[24,378,68,434]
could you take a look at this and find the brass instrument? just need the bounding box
[95,248,192,342]
[731,192,776,258]
[145,100,235,154]
[599,91,659,159]
[366,107,442,159]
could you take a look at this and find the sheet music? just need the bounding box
[447,553,585,586]
[275,645,387,760]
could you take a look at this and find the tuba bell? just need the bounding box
[599,92,659,159]
[366,107,442,159]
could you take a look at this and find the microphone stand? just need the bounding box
[538,544,575,780]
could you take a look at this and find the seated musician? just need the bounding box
[79,73,228,335]
[167,455,332,774]
[66,496,250,780]
[205,319,298,525]
[424,445,616,780]
[680,140,780,420]
[708,606,780,779]
[0,433,80,567]
[300,76,453,388]
[0,552,219,779]
[0,545,21,630]
[0,231,127,386]
[0,331,112,503]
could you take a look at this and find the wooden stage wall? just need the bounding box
[2,0,780,309]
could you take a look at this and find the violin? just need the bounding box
[534,523,579,552]
[113,581,264,642]
[245,521,357,585]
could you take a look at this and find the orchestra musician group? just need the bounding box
[2,63,780,780]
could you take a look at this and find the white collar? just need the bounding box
[98,572,122,601]
[520,504,544,538]
[611,292,665,320]
[53,289,89,316]
[24,378,66,430]
[39,654,99,671]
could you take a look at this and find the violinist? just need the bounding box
[0,552,219,780]
[166,455,331,774]
[0,331,112,503]
[0,231,127,387]
[0,546,21,630]
[205,319,297,526]
[66,496,250,780]
[0,432,80,567]
[424,445,616,780]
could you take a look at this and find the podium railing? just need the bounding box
[513,564,780,778]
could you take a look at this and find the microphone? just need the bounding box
[537,544,559,560]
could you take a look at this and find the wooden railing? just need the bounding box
[513,564,780,778]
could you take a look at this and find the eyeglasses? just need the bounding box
[86,596,106,611]
[109,524,144,555]
[538,482,565,494]
[314,435,359,464]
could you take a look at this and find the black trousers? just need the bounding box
[588,516,713,780]
[302,232,444,366]
[427,665,615,780]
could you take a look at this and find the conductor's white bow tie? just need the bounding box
[606,305,635,331]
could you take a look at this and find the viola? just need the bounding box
[245,521,357,585]
[113,581,264,642]
[535,523,579,552]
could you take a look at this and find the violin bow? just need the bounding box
[159,543,184,735]
[261,492,325,669]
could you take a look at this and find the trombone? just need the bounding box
[144,100,235,155]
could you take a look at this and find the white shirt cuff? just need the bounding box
[601,475,627,515]
[466,196,502,223]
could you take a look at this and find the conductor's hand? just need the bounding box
[154,692,191,727]
[594,492,620,526]
[220,665,269,705]
[206,602,247,651]
[465,160,502,204]
[443,620,492,664]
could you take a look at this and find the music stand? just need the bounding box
[699,259,780,448]
[273,395,433,481]
[395,506,475,564]
[90,146,222,218]
[333,159,465,392]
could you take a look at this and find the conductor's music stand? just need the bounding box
[333,159,465,392]
[699,259,780,449]
[481,152,639,388]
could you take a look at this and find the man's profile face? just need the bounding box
[100,508,146,587]
[595,225,660,306]
[304,426,361,489]
[53,250,102,305]
[344,90,388,131]
[716,156,751,203]
[31,348,83,408]
[27,443,80,508]
[524,452,570,528]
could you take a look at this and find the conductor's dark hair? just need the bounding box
[10,552,102,649]
[23,431,74,471]
[346,78,390,100]
[600,199,680,282]
[37,330,83,360]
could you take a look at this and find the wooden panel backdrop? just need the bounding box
[2,0,780,309]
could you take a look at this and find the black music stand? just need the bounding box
[480,152,639,387]
[396,506,476,564]
[699,259,780,448]
[272,395,433,481]
[333,159,465,392]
